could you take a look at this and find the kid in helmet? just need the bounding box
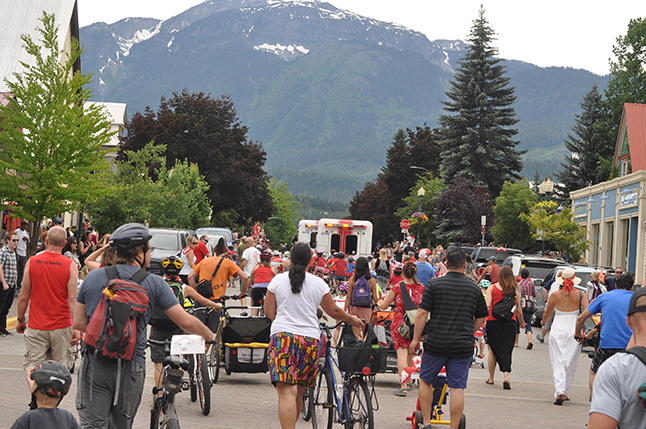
[28,360,73,409]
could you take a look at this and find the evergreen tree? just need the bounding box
[555,84,605,195]
[438,7,524,198]
[598,18,646,176]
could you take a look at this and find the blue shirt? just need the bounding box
[587,289,633,349]
[416,261,436,286]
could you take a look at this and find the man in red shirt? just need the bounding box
[194,235,210,263]
[15,226,80,393]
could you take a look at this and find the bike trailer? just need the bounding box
[223,316,272,373]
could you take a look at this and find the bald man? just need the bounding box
[16,226,81,395]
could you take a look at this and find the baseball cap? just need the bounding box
[628,287,646,315]
[418,248,431,259]
[487,256,496,261]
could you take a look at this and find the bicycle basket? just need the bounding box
[337,323,387,374]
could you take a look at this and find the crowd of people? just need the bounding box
[1,219,645,429]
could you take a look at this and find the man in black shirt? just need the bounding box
[410,247,488,429]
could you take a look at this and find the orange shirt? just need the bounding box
[28,251,73,330]
[193,256,240,300]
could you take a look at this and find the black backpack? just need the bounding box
[149,280,184,330]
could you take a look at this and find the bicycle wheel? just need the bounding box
[310,367,333,429]
[209,340,221,384]
[197,353,211,415]
[301,387,311,421]
[150,397,163,429]
[344,378,373,429]
[187,354,197,402]
[164,403,180,429]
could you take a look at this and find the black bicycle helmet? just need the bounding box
[30,360,72,397]
[162,256,183,274]
[260,250,272,262]
[109,223,152,249]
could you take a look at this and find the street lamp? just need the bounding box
[410,166,429,172]
[538,178,555,256]
[417,186,425,245]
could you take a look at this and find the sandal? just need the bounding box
[485,379,494,385]
[393,388,408,397]
[554,394,567,405]
[526,342,533,350]
[503,381,511,390]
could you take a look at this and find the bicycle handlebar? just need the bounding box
[214,294,248,303]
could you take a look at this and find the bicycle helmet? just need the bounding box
[260,250,272,262]
[337,251,345,258]
[162,256,183,274]
[338,283,349,294]
[479,279,491,289]
[109,223,152,249]
[30,360,72,397]
[393,262,404,273]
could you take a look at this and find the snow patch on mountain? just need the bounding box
[114,22,163,57]
[254,43,309,60]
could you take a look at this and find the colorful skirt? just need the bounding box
[268,332,321,387]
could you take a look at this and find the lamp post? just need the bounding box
[417,186,425,246]
[538,178,555,255]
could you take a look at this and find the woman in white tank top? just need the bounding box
[179,236,198,284]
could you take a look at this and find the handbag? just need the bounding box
[196,257,225,299]
[491,289,517,321]
[397,282,424,340]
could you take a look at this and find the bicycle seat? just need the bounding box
[163,355,190,371]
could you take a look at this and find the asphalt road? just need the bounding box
[1,297,593,428]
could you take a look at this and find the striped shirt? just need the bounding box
[419,272,489,357]
[0,245,18,287]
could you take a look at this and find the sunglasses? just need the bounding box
[11,239,19,242]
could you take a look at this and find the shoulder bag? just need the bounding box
[397,282,426,340]
[196,257,225,299]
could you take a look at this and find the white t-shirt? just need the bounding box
[268,271,330,338]
[242,247,261,276]
[14,228,29,257]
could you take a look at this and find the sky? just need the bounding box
[77,0,646,76]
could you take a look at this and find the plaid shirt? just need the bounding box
[519,278,536,297]
[0,245,18,287]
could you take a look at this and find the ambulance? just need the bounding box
[297,219,373,258]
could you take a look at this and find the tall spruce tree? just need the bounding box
[438,7,523,198]
[555,84,605,195]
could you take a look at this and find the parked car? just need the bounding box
[531,265,616,326]
[147,228,196,275]
[471,246,523,267]
[195,227,234,253]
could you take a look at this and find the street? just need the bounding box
[1,300,592,429]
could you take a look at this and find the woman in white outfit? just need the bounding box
[542,267,590,405]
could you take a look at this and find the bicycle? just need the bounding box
[310,321,385,429]
[183,308,214,415]
[147,338,190,429]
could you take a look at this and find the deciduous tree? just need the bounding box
[119,90,274,223]
[0,13,113,232]
[264,179,301,246]
[394,175,445,247]
[491,180,538,249]
[438,6,524,198]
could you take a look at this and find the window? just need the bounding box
[345,235,358,256]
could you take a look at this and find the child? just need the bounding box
[332,283,349,347]
[387,262,404,293]
[11,360,81,429]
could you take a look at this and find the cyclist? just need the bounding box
[149,256,221,398]
[313,250,327,278]
[11,360,81,428]
[329,252,348,293]
[249,250,277,316]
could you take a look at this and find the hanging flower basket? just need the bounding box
[410,212,428,224]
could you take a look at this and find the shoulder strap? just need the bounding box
[105,266,150,284]
[399,281,416,311]
[210,257,225,281]
[623,347,646,367]
[105,265,119,280]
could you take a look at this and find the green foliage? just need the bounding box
[264,179,301,245]
[600,18,646,156]
[520,205,589,262]
[0,12,113,223]
[491,180,538,249]
[438,7,524,198]
[87,142,211,233]
[555,84,607,196]
[394,176,445,247]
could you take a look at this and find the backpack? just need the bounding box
[375,259,390,277]
[149,280,184,330]
[352,276,373,308]
[491,290,516,321]
[82,266,150,413]
[620,346,646,410]
[519,279,536,313]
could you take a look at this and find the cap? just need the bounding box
[53,217,63,224]
[628,287,646,315]
[418,248,431,259]
[487,256,496,261]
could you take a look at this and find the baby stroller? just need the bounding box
[471,326,485,369]
[371,308,398,373]
[221,310,272,375]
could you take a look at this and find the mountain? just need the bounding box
[80,0,608,203]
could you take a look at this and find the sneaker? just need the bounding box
[536,334,544,344]
[526,342,533,350]
[240,311,248,317]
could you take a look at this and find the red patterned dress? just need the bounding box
[390,281,425,350]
